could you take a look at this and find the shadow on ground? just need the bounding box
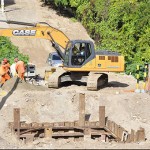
[107,81,129,88]
[60,81,129,90]
[5,0,15,6]
[0,77,19,110]
[5,8,21,13]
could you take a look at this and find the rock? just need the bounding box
[25,98,29,102]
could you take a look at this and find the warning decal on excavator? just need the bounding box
[12,30,36,36]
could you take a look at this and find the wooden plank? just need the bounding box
[54,122,65,127]
[57,130,65,134]
[64,122,70,127]
[21,122,31,128]
[135,130,139,142]
[14,108,20,139]
[42,122,54,127]
[101,134,106,142]
[69,122,75,127]
[107,120,112,130]
[111,121,115,133]
[130,129,135,142]
[84,128,91,135]
[31,122,42,128]
[96,121,100,127]
[114,123,119,137]
[44,128,52,138]
[85,121,90,127]
[52,132,84,137]
[91,130,111,136]
[90,122,96,127]
[20,127,43,135]
[14,126,44,130]
[126,134,131,143]
[106,136,109,142]
[20,133,35,138]
[42,122,51,127]
[104,127,120,141]
[74,121,79,127]
[79,93,85,127]
[136,128,145,142]
[139,128,145,141]
[118,126,124,139]
[14,108,20,128]
[70,122,74,127]
[53,127,74,130]
[99,106,105,127]
[74,127,84,130]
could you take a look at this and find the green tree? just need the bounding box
[45,0,150,78]
[0,37,29,64]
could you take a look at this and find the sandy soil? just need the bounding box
[0,0,150,149]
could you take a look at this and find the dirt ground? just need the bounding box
[0,0,150,149]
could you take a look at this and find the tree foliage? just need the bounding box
[0,37,29,65]
[45,0,150,77]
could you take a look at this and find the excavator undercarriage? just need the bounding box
[48,67,108,91]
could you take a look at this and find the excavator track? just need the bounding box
[48,67,66,88]
[87,72,108,91]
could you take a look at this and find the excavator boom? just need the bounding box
[0,20,70,59]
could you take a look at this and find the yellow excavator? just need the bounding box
[0,20,124,90]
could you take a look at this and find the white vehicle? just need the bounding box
[24,63,36,78]
[47,52,63,67]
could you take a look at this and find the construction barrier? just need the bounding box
[146,64,150,92]
[135,64,149,93]
[141,64,148,93]
[135,65,140,93]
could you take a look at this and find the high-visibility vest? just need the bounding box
[0,66,5,76]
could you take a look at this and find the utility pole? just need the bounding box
[1,0,4,13]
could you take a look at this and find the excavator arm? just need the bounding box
[0,20,70,60]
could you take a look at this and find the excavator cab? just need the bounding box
[64,40,95,68]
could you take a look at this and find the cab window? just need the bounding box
[71,42,92,66]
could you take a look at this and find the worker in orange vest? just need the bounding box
[0,58,11,87]
[14,58,26,82]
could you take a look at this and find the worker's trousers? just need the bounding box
[18,72,25,80]
[0,73,11,84]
